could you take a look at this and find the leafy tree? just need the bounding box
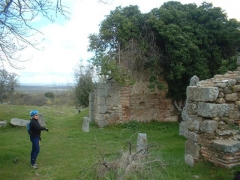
[44,92,55,99]
[147,1,240,102]
[88,5,163,88]
[74,63,95,107]
[88,2,240,112]
[0,69,19,103]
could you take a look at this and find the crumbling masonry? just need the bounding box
[89,77,178,128]
[180,56,240,168]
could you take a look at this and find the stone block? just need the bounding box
[179,121,188,137]
[109,89,120,97]
[181,107,188,121]
[236,76,240,82]
[213,82,227,88]
[187,115,203,122]
[218,91,225,98]
[215,98,225,104]
[186,132,199,142]
[212,139,240,153]
[96,89,109,97]
[200,120,218,134]
[185,154,194,167]
[182,106,202,122]
[223,73,231,78]
[96,105,108,114]
[224,87,233,94]
[216,130,238,136]
[187,87,219,102]
[236,101,240,108]
[233,85,240,92]
[82,117,90,132]
[106,96,120,107]
[228,111,240,119]
[191,115,203,122]
[95,114,106,121]
[225,93,238,101]
[197,102,228,118]
[136,133,147,153]
[227,79,237,87]
[0,121,7,127]
[213,75,224,79]
[189,75,199,86]
[10,118,29,127]
[187,120,200,131]
[185,102,198,115]
[228,104,235,111]
[96,97,105,105]
[185,140,200,158]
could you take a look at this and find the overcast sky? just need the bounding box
[5,0,240,85]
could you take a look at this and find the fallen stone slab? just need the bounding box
[0,121,7,127]
[10,118,29,127]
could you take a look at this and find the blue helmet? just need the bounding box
[30,110,38,117]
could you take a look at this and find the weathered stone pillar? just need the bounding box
[136,133,147,154]
[82,117,90,132]
[95,83,111,127]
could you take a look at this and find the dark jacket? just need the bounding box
[29,119,47,138]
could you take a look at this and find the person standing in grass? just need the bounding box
[29,110,48,169]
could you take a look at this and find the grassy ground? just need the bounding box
[0,104,239,180]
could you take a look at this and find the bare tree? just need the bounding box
[0,0,69,69]
[0,0,112,69]
[118,23,161,74]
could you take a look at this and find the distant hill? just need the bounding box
[15,84,74,93]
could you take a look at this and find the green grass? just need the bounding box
[0,104,238,179]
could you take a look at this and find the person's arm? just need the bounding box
[32,120,48,131]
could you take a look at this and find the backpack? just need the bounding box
[27,122,32,135]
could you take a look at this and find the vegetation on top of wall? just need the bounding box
[88,2,240,103]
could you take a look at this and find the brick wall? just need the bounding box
[91,76,177,127]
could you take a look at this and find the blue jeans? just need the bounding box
[30,137,40,165]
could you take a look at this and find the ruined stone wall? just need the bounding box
[90,75,177,127]
[180,56,240,168]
